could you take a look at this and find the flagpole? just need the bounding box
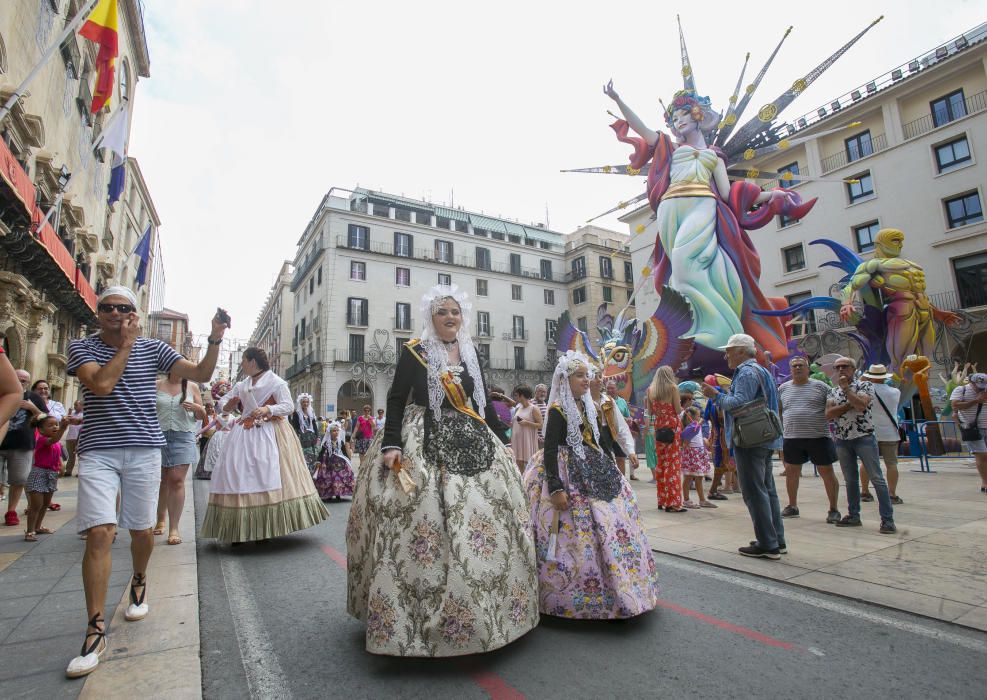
[0,0,101,126]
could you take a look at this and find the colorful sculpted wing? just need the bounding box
[555,310,599,362]
[631,287,695,394]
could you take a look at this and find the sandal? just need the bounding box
[66,613,106,678]
[167,535,182,545]
[152,523,165,536]
[48,503,61,511]
[36,527,55,534]
[124,573,149,621]
[24,531,37,542]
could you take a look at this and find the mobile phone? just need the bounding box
[216,307,231,328]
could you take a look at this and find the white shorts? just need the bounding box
[76,447,162,533]
[963,438,987,454]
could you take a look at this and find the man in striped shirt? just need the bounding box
[64,286,229,679]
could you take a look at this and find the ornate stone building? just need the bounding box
[248,261,294,378]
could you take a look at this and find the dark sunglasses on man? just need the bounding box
[97,303,136,314]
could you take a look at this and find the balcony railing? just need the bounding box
[284,351,322,380]
[290,242,325,291]
[475,326,494,338]
[902,89,987,140]
[505,330,529,341]
[392,316,415,332]
[335,236,554,281]
[566,269,588,283]
[821,133,888,174]
[929,288,987,312]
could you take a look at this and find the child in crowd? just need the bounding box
[681,406,716,509]
[25,414,69,541]
[315,422,355,501]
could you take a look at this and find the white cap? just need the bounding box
[718,333,756,352]
[98,285,137,307]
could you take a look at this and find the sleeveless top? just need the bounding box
[156,389,198,433]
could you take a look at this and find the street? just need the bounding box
[192,482,987,700]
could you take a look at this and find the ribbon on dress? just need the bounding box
[439,371,485,423]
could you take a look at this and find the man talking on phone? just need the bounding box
[64,286,230,679]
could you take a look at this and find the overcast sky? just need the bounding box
[128,0,987,340]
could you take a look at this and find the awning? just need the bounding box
[468,214,508,234]
[522,225,563,245]
[434,206,469,223]
[0,135,38,216]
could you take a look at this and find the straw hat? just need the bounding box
[862,364,893,380]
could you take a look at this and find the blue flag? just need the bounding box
[133,225,151,288]
[108,162,125,205]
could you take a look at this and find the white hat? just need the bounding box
[718,333,756,352]
[862,364,893,380]
[970,373,987,389]
[98,285,137,307]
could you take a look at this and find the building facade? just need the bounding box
[625,22,987,376]
[287,188,568,416]
[0,0,154,405]
[248,261,294,377]
[149,307,197,363]
[564,225,635,333]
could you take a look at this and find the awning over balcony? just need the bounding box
[0,133,38,215]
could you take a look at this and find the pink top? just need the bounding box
[33,430,63,471]
[356,415,375,439]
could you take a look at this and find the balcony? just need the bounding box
[284,351,322,380]
[565,269,588,283]
[929,288,987,312]
[821,133,888,174]
[902,89,987,140]
[335,236,551,281]
[289,242,325,292]
[392,316,415,332]
[475,326,494,338]
[505,330,529,342]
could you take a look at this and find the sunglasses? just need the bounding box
[98,303,136,314]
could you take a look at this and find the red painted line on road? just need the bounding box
[655,598,800,651]
[321,544,348,569]
[319,545,526,698]
[470,671,527,700]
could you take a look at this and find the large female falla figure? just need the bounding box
[346,284,538,656]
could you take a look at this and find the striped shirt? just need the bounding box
[67,335,182,453]
[778,378,831,439]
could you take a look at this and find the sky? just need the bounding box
[128,0,987,340]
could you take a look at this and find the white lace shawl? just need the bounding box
[547,350,599,459]
[294,393,316,433]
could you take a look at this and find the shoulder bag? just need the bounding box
[730,365,783,449]
[959,386,984,442]
[873,391,906,443]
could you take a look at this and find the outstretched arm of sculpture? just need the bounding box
[839,260,882,322]
[930,304,962,325]
[604,80,658,145]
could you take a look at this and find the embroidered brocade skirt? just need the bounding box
[314,454,354,499]
[523,446,660,619]
[346,406,539,657]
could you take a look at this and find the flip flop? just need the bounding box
[48,503,61,511]
[36,527,55,534]
[167,535,182,545]
[152,524,165,535]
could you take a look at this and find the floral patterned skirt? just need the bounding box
[681,445,712,477]
[346,405,539,657]
[298,430,320,473]
[314,454,354,499]
[523,446,660,619]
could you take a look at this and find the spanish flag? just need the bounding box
[79,0,119,113]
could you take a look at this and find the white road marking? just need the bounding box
[221,555,294,699]
[658,556,987,654]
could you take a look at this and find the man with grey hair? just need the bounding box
[64,286,229,678]
[825,356,895,534]
[702,334,785,560]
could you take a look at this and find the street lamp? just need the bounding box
[35,164,72,236]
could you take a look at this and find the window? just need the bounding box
[475,247,491,270]
[510,253,522,275]
[309,277,314,294]
[778,213,799,228]
[783,244,806,272]
[935,136,972,173]
[571,256,586,280]
[624,261,634,282]
[395,337,409,360]
[395,302,411,331]
[492,230,505,241]
[511,284,522,301]
[514,346,526,370]
[778,161,801,188]
[476,311,491,337]
[845,130,873,163]
[347,224,369,250]
[346,297,368,326]
[599,255,614,279]
[476,279,488,296]
[508,234,521,244]
[349,334,365,362]
[785,291,818,334]
[350,261,366,281]
[155,321,173,342]
[540,259,553,280]
[394,207,412,223]
[847,171,874,203]
[395,267,410,286]
[576,317,588,333]
[512,315,526,340]
[472,227,488,237]
[539,241,551,250]
[394,232,412,257]
[300,318,306,339]
[602,286,613,303]
[954,252,987,309]
[931,89,966,128]
[477,343,491,366]
[435,273,451,287]
[317,267,322,285]
[435,239,453,263]
[546,319,558,344]
[544,289,555,305]
[573,286,587,304]
[853,221,880,253]
[945,192,984,229]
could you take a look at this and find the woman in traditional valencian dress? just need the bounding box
[314,421,354,501]
[523,351,659,619]
[201,348,328,543]
[288,393,321,474]
[347,284,539,657]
